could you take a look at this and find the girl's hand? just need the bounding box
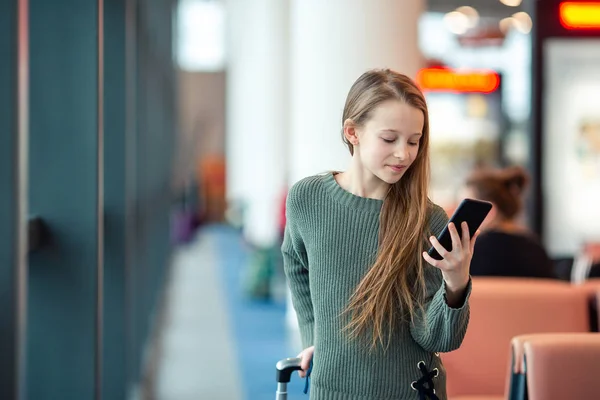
[297,346,314,378]
[422,222,480,303]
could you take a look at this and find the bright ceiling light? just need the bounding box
[456,6,480,28]
[512,11,533,33]
[444,11,470,34]
[499,0,523,6]
[499,17,515,33]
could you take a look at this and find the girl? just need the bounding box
[282,69,479,400]
[464,166,555,279]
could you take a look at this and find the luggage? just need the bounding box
[275,357,302,399]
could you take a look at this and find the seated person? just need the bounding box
[464,166,556,279]
[574,242,600,281]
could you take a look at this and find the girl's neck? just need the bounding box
[336,162,390,200]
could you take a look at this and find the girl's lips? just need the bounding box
[389,165,407,172]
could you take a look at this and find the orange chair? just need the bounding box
[596,291,600,332]
[443,278,590,400]
[575,278,600,332]
[510,333,600,400]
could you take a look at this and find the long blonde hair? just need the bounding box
[341,69,431,350]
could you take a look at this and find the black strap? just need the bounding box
[411,361,439,400]
[302,359,313,394]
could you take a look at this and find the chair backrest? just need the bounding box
[520,333,600,400]
[574,279,600,332]
[597,293,600,332]
[443,278,590,397]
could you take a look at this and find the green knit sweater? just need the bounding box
[282,172,471,400]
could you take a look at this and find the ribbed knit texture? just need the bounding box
[282,173,471,400]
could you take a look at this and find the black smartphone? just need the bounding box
[427,198,492,260]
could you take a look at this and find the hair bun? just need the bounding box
[502,166,529,193]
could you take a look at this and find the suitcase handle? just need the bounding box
[276,357,302,383]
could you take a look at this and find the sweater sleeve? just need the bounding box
[409,205,471,353]
[281,187,314,349]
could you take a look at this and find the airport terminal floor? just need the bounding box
[3,1,600,399]
[152,225,306,400]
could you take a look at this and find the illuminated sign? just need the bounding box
[559,2,600,29]
[416,68,500,94]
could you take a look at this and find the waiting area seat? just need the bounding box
[444,277,590,399]
[277,277,600,399]
[509,333,600,400]
[575,278,600,331]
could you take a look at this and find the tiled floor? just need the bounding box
[153,225,306,400]
[154,230,243,400]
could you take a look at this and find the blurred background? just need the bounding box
[1,0,600,399]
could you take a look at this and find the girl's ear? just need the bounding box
[343,119,360,146]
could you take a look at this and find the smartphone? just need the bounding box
[427,198,492,260]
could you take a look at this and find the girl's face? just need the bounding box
[351,100,424,185]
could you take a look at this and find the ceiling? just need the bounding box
[426,0,529,19]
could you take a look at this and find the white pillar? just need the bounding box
[286,0,425,337]
[226,0,289,247]
[288,0,425,184]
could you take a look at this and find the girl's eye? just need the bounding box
[409,142,419,146]
[382,138,395,143]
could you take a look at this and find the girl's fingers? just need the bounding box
[423,251,442,270]
[470,229,481,253]
[300,356,310,371]
[448,222,462,253]
[298,355,309,378]
[298,346,314,378]
[429,235,449,259]
[461,222,470,250]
